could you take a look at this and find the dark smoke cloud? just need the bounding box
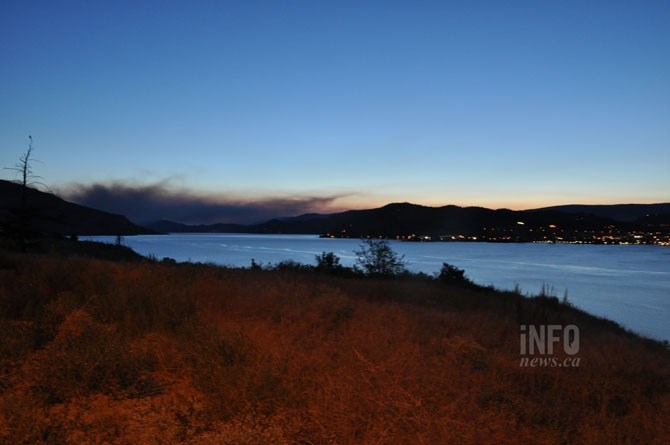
[61,180,348,225]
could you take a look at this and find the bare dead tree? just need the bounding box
[5,136,47,207]
[5,136,49,205]
[4,136,48,247]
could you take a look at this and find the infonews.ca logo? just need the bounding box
[519,324,581,367]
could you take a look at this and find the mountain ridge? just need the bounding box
[529,203,670,222]
[4,178,665,243]
[143,201,670,244]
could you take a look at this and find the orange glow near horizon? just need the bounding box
[326,194,670,213]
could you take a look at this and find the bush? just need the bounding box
[315,251,343,272]
[437,262,472,285]
[315,252,364,277]
[267,260,314,273]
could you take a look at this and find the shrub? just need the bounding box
[437,262,472,285]
[267,260,314,273]
[315,251,341,271]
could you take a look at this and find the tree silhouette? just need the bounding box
[5,136,46,208]
[4,136,46,246]
[354,238,406,277]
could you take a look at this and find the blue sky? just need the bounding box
[1,1,669,222]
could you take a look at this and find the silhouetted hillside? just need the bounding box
[146,219,246,233]
[143,203,660,242]
[254,203,632,238]
[531,203,670,222]
[0,180,155,236]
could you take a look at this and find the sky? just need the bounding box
[1,0,669,224]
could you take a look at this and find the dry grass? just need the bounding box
[0,250,668,444]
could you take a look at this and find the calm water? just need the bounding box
[84,234,670,341]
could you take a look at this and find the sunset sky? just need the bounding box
[2,1,669,223]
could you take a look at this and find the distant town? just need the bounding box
[322,222,670,246]
[386,226,670,246]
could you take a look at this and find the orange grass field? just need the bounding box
[0,250,669,444]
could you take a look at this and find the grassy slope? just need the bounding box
[0,249,668,444]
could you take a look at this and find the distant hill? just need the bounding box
[248,203,628,237]
[0,180,156,236]
[144,213,334,233]
[146,219,247,233]
[147,202,639,239]
[530,203,670,223]
[274,212,333,222]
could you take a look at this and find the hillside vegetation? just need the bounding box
[0,248,669,444]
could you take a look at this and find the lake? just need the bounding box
[84,234,670,341]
